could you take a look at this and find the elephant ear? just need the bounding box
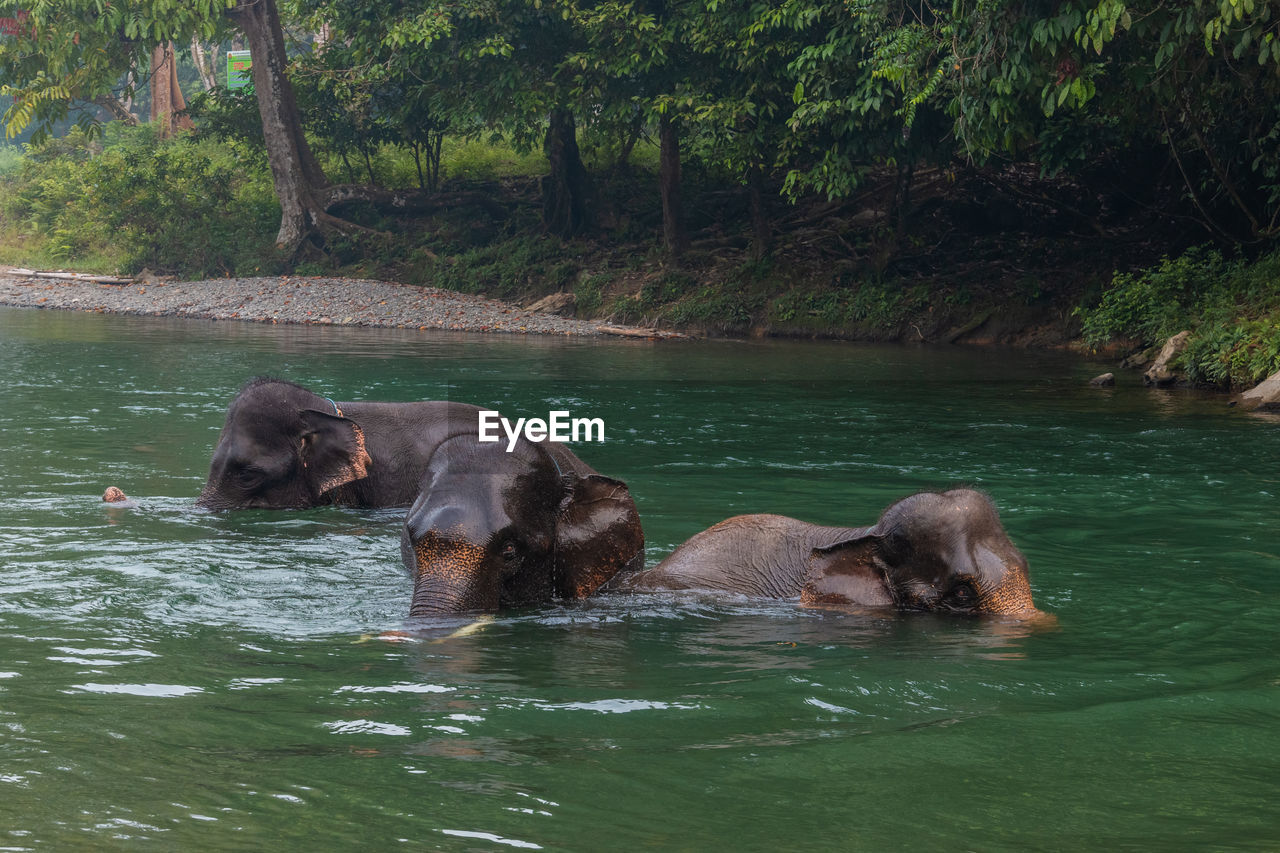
[800,534,894,607]
[554,474,644,599]
[298,409,373,497]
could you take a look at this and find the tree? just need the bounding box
[0,0,219,141]
[786,0,1280,241]
[150,41,195,137]
[190,37,220,92]
[568,0,692,254]
[301,0,599,238]
[680,0,812,258]
[0,0,427,254]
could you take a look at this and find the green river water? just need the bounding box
[1,306,1277,850]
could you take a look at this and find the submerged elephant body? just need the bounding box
[614,489,1042,618]
[401,434,644,614]
[198,379,485,509]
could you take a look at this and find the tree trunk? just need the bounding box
[150,42,194,137]
[616,112,642,172]
[891,161,914,242]
[428,132,443,192]
[191,37,218,92]
[123,63,136,114]
[659,113,689,256]
[228,0,332,251]
[411,142,425,191]
[225,0,440,253]
[168,46,194,132]
[747,162,771,261]
[542,107,590,238]
[150,43,171,132]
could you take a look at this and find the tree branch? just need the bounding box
[93,93,139,125]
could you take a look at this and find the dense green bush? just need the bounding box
[1077,247,1228,347]
[0,126,278,276]
[1078,247,1280,387]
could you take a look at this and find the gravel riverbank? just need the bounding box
[0,269,674,338]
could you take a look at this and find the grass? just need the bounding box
[0,224,120,272]
[439,137,548,183]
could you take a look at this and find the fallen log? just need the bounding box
[596,325,686,339]
[9,268,134,285]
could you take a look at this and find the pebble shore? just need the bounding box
[0,269,671,338]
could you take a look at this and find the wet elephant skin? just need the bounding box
[401,434,644,614]
[197,378,486,509]
[611,489,1043,619]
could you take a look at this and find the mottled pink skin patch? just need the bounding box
[411,528,491,611]
[102,487,129,503]
[316,421,373,495]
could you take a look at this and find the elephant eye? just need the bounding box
[500,542,518,561]
[949,582,976,603]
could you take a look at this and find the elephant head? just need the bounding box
[802,489,1041,618]
[197,379,372,510]
[400,435,643,614]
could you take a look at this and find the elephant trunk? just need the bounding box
[983,565,1041,618]
[406,534,497,615]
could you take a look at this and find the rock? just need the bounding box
[1089,372,1115,387]
[1143,331,1192,386]
[1120,348,1153,369]
[526,292,576,317]
[1238,369,1280,411]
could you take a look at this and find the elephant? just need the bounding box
[609,489,1044,619]
[198,378,485,509]
[401,432,644,614]
[102,486,138,509]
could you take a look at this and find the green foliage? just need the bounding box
[605,293,643,325]
[0,145,21,175]
[767,279,929,329]
[639,271,695,310]
[669,291,754,326]
[439,138,547,182]
[7,0,1278,255]
[573,273,611,314]
[0,0,1274,355]
[433,235,582,300]
[0,0,235,141]
[1078,247,1228,347]
[1078,246,1280,387]
[185,88,266,164]
[664,275,765,328]
[0,125,277,275]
